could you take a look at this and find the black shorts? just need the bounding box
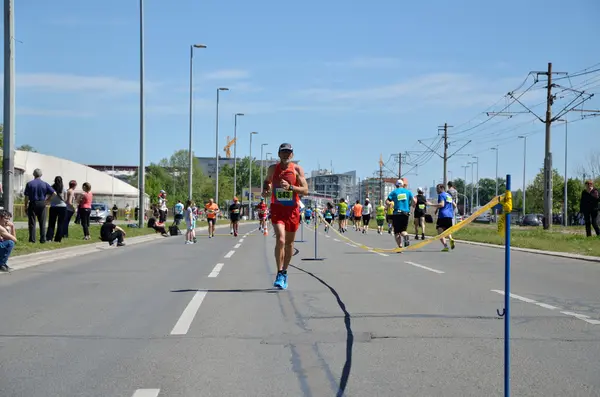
[413,211,424,219]
[436,217,453,231]
[338,214,346,221]
[354,215,362,221]
[392,213,410,234]
[230,215,240,223]
[386,214,392,223]
[207,218,216,225]
[325,218,333,224]
[362,214,371,225]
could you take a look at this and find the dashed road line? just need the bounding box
[234,243,241,249]
[208,263,225,278]
[132,389,160,397]
[170,291,207,335]
[224,250,235,259]
[334,238,340,242]
[491,290,600,325]
[405,261,445,274]
[132,390,160,397]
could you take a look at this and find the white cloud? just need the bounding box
[202,69,250,81]
[17,107,95,117]
[16,73,154,95]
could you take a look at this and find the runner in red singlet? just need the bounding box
[257,198,268,235]
[262,143,309,290]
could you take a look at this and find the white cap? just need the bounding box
[417,187,423,193]
[395,179,404,187]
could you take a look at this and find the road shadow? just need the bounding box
[171,288,280,294]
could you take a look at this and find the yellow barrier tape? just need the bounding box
[315,195,504,253]
[497,190,513,235]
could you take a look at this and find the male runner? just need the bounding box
[262,143,308,290]
[229,197,241,237]
[386,179,416,250]
[375,200,386,234]
[413,187,427,240]
[447,181,459,224]
[305,207,313,225]
[337,198,348,233]
[361,198,372,234]
[257,197,268,235]
[205,198,219,238]
[352,200,363,231]
[428,183,456,252]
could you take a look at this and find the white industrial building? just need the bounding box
[9,151,149,208]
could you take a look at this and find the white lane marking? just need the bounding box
[377,253,389,257]
[404,261,445,274]
[325,235,330,238]
[491,290,600,325]
[334,238,340,242]
[132,390,160,397]
[234,243,241,249]
[171,291,207,335]
[239,239,245,243]
[208,263,225,278]
[224,250,235,258]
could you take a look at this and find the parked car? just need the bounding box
[90,203,110,223]
[474,212,492,224]
[519,214,542,226]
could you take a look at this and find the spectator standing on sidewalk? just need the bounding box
[63,180,77,238]
[0,209,17,272]
[158,190,168,223]
[112,204,118,220]
[78,182,93,240]
[46,176,68,242]
[580,180,600,237]
[23,168,56,243]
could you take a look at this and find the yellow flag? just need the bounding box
[497,191,513,235]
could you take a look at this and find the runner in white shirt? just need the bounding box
[361,198,373,234]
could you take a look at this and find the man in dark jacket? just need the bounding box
[580,180,599,237]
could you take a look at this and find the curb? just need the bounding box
[455,239,600,263]
[3,222,253,274]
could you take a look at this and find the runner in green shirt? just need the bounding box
[336,198,348,233]
[375,200,386,234]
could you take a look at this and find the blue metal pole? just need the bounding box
[504,174,512,397]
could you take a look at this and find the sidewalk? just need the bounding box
[3,222,252,274]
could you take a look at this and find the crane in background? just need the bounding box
[223,136,236,158]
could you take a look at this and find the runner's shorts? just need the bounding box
[392,213,410,234]
[386,214,392,224]
[354,215,362,221]
[325,218,333,224]
[376,218,385,226]
[362,214,371,225]
[271,205,300,233]
[338,214,346,221]
[230,215,240,223]
[436,217,453,231]
[207,218,216,225]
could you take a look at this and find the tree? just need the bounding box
[566,178,584,221]
[220,157,263,200]
[525,167,564,214]
[17,144,37,152]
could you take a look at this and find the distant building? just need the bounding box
[306,170,356,202]
[359,178,396,203]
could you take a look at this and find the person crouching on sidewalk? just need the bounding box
[0,209,17,272]
[100,215,126,247]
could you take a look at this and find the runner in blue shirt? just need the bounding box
[427,183,457,252]
[386,179,416,249]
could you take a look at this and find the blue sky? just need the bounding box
[2,0,600,192]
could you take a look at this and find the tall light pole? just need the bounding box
[266,152,272,162]
[518,136,527,216]
[472,156,479,207]
[491,146,499,221]
[557,119,568,226]
[461,164,470,215]
[188,43,207,201]
[3,0,16,213]
[214,87,229,207]
[233,112,244,198]
[138,0,145,228]
[248,131,258,219]
[260,143,268,197]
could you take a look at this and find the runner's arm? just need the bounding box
[293,165,309,196]
[262,165,276,197]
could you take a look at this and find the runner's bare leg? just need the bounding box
[283,230,296,271]
[273,223,286,271]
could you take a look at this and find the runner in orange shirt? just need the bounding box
[352,200,363,231]
[257,197,269,235]
[204,198,219,238]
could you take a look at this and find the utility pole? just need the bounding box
[439,123,452,186]
[398,152,402,179]
[543,62,554,230]
[3,0,15,214]
[379,158,384,204]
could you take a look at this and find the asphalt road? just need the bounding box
[0,221,599,396]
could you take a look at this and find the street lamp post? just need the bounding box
[518,136,527,216]
[138,0,145,228]
[260,143,268,198]
[188,43,207,200]
[248,132,258,219]
[472,156,479,207]
[461,164,470,215]
[491,146,499,221]
[233,112,244,198]
[214,87,229,207]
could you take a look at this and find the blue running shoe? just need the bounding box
[273,273,284,289]
[281,273,288,290]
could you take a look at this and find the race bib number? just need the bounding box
[397,193,407,201]
[231,209,239,214]
[418,204,425,210]
[446,196,453,203]
[275,188,294,202]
